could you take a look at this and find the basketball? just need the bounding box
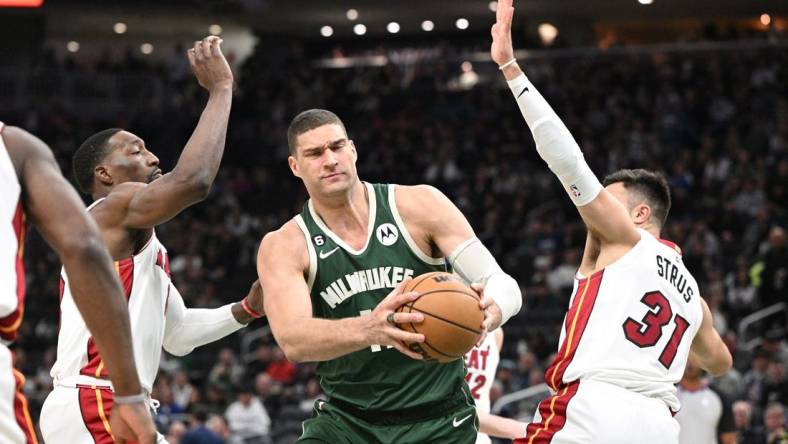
[396,272,484,363]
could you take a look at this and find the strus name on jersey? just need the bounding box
[320,266,415,308]
[657,254,694,302]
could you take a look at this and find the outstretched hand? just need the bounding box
[491,0,516,66]
[188,35,234,92]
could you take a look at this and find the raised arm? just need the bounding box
[121,36,234,228]
[162,281,263,356]
[4,126,155,443]
[492,0,639,247]
[394,185,522,330]
[689,298,732,376]
[257,222,425,363]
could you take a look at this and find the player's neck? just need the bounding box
[312,180,369,236]
[637,222,660,238]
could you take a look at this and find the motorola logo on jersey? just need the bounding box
[376,223,399,246]
[313,235,325,247]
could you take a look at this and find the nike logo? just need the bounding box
[452,414,473,427]
[517,86,529,98]
[319,247,340,259]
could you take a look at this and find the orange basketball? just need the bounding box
[396,272,483,363]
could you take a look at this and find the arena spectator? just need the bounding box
[225,385,272,444]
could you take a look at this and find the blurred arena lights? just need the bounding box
[346,8,359,21]
[0,0,43,6]
[320,25,333,37]
[538,23,559,46]
[387,22,400,34]
[209,24,223,35]
[421,20,435,32]
[113,22,127,34]
[140,43,154,54]
[488,1,498,12]
[456,18,470,30]
[353,23,367,35]
[760,13,771,26]
[638,0,653,4]
[66,41,79,52]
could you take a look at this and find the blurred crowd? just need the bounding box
[2,32,786,444]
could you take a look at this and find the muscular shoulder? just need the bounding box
[258,218,309,272]
[90,182,147,225]
[2,125,56,177]
[393,184,449,227]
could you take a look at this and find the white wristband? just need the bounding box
[113,391,147,405]
[498,58,517,70]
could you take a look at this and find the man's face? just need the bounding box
[288,124,358,198]
[99,131,161,188]
[606,182,633,217]
[733,402,751,428]
[606,181,650,227]
[765,406,785,431]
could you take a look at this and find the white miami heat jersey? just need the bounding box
[465,328,500,444]
[0,123,26,345]
[545,229,703,412]
[51,199,172,392]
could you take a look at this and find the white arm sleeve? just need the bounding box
[163,284,245,356]
[508,73,602,206]
[448,237,522,325]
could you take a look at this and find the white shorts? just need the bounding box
[40,385,167,444]
[0,345,36,444]
[516,380,679,444]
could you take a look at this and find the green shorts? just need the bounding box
[296,388,479,444]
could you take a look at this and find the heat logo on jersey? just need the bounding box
[465,343,492,400]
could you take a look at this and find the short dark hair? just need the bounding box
[603,168,671,227]
[72,128,122,194]
[286,109,347,155]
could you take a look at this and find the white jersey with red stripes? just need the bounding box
[517,229,702,444]
[50,198,172,392]
[464,329,500,444]
[0,123,37,444]
[545,229,703,411]
[0,122,26,345]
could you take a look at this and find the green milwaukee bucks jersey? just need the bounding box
[295,182,466,410]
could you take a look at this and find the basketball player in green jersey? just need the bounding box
[256,109,523,443]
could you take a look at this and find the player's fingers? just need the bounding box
[505,5,515,27]
[193,41,205,62]
[390,328,424,344]
[385,290,420,310]
[393,341,423,360]
[476,327,488,347]
[211,38,224,56]
[478,294,493,310]
[382,278,412,301]
[201,37,213,59]
[393,311,424,324]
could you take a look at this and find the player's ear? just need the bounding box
[633,203,651,225]
[287,155,301,178]
[95,165,113,187]
[349,140,357,162]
